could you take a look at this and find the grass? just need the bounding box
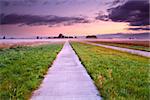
[88,41,150,52]
[71,42,149,100]
[0,44,63,100]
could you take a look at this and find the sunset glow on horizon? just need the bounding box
[0,21,129,37]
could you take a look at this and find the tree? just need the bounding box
[37,36,39,39]
[86,35,97,38]
[58,34,64,38]
[3,36,5,39]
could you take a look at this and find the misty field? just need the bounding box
[0,44,63,100]
[87,40,150,52]
[71,42,149,100]
[0,40,64,49]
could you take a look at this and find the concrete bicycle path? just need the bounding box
[81,41,150,57]
[31,41,101,100]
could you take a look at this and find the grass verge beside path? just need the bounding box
[88,41,150,52]
[0,44,63,100]
[71,42,149,100]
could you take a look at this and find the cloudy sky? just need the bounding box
[0,0,149,37]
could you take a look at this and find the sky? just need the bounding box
[0,0,149,38]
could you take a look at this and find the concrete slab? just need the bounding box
[82,41,150,57]
[30,41,102,100]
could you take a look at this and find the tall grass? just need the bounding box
[0,44,63,100]
[71,42,149,100]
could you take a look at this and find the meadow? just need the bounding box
[88,40,150,52]
[0,43,63,100]
[71,42,149,100]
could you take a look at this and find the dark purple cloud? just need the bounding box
[128,27,150,31]
[55,0,68,5]
[0,0,41,7]
[108,0,149,26]
[42,0,68,6]
[1,0,67,7]
[96,0,149,29]
[0,13,90,27]
[0,1,10,7]
[110,0,126,5]
[95,13,109,21]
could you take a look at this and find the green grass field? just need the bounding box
[0,44,63,100]
[71,42,149,100]
[88,41,150,52]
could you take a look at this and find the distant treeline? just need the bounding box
[1,34,98,39]
[0,34,77,39]
[45,34,77,39]
[86,35,97,38]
